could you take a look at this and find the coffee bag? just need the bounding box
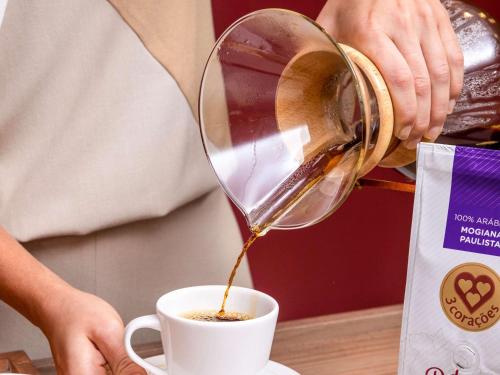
[399,143,499,375]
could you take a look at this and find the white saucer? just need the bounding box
[145,355,300,375]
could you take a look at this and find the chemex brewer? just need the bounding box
[199,0,499,235]
[198,0,499,319]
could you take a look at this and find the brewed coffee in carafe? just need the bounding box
[200,10,369,234]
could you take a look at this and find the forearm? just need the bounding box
[0,226,71,328]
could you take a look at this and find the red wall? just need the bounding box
[211,0,500,321]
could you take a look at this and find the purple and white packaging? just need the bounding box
[399,143,500,375]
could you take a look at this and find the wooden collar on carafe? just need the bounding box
[339,44,423,174]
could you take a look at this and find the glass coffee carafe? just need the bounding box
[199,0,499,234]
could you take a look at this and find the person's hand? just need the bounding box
[0,227,145,374]
[317,0,464,149]
[38,286,146,375]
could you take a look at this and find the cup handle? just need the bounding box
[124,315,168,375]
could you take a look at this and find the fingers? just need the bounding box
[92,320,147,375]
[53,335,108,375]
[390,31,431,148]
[432,1,464,110]
[361,34,418,143]
[420,21,452,142]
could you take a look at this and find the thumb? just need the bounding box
[92,322,147,375]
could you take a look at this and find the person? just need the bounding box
[0,1,252,374]
[0,0,463,374]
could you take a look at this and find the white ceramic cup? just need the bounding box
[124,285,279,375]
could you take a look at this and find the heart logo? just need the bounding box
[441,263,500,332]
[458,279,473,293]
[454,272,495,314]
[477,282,491,296]
[466,292,481,307]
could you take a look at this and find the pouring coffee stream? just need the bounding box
[217,232,258,318]
[199,2,499,314]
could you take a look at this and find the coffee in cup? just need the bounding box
[182,309,253,322]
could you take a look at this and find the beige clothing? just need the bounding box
[108,0,215,117]
[0,0,252,359]
[0,0,216,242]
[0,189,251,360]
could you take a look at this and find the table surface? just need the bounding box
[271,304,402,375]
[0,351,40,374]
[32,304,403,375]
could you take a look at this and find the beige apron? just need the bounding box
[0,0,252,360]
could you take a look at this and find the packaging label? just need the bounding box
[443,147,500,257]
[399,144,500,375]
